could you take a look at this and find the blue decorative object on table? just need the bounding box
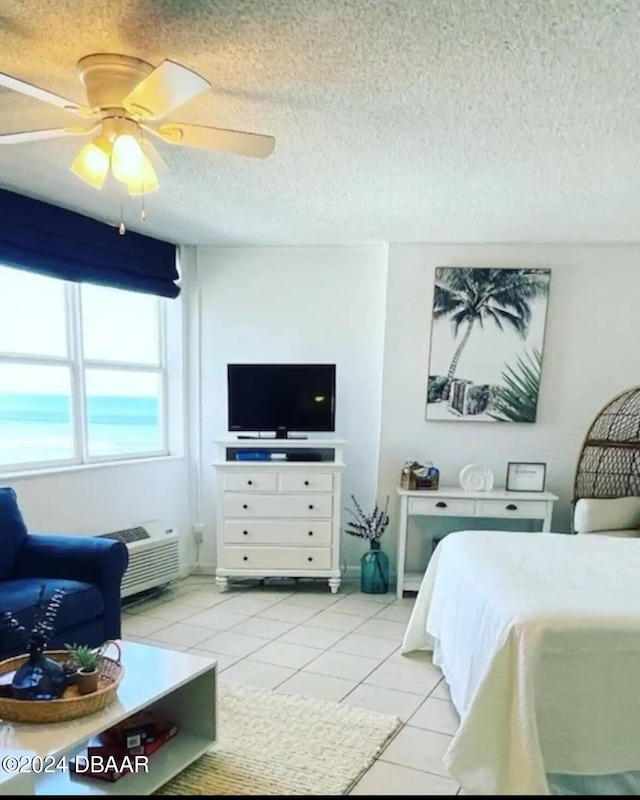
[11,650,67,701]
[344,495,391,595]
[1,583,68,700]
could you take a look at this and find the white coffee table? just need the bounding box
[0,641,217,795]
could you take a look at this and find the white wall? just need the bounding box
[195,245,388,569]
[379,244,640,570]
[10,458,190,559]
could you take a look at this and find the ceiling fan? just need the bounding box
[0,53,276,195]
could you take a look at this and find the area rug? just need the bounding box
[156,681,401,795]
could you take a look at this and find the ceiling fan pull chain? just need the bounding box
[119,202,126,235]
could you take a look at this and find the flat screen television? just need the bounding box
[227,363,336,439]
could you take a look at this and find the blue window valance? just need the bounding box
[0,188,179,298]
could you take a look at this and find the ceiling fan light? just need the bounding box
[70,135,110,190]
[125,165,159,196]
[123,146,159,195]
[111,134,146,184]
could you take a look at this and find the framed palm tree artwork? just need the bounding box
[426,267,551,422]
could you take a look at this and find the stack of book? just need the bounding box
[70,710,178,783]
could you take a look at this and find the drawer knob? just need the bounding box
[435,501,447,509]
[308,557,313,562]
[243,530,248,536]
[243,556,248,561]
[304,480,310,486]
[308,504,314,510]
[242,504,248,509]
[308,530,313,536]
[247,480,253,486]
[506,504,518,511]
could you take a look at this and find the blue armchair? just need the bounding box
[0,487,128,659]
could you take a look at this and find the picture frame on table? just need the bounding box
[506,462,547,492]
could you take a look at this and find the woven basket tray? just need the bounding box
[0,640,123,724]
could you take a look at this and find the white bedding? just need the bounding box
[401,530,640,795]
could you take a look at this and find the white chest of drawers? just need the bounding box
[213,439,346,594]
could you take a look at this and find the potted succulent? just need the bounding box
[64,643,104,695]
[0,584,67,701]
[344,495,391,594]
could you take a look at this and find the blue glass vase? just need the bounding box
[361,540,390,594]
[11,647,67,701]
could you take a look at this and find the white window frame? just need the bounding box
[0,276,169,473]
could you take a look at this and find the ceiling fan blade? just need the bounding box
[154,122,275,159]
[122,60,210,120]
[0,124,97,145]
[0,71,93,117]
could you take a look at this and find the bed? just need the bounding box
[401,529,640,795]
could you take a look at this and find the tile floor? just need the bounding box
[121,575,461,795]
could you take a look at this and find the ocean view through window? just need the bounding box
[0,266,167,470]
[0,392,161,465]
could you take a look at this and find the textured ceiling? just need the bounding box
[1,0,640,245]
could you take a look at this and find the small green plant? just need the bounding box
[64,643,104,673]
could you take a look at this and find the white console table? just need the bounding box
[396,487,559,598]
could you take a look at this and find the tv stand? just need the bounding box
[213,439,346,594]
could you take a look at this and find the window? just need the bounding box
[0,266,168,470]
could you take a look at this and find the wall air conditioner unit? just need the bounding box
[97,520,181,599]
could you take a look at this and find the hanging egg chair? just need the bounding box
[574,387,640,503]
